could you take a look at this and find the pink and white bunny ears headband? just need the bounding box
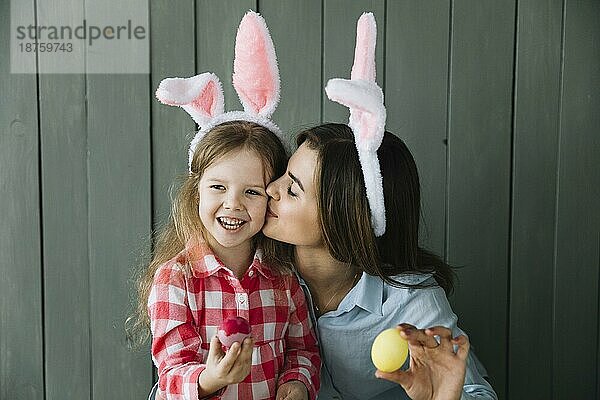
[325,13,387,237]
[155,11,285,171]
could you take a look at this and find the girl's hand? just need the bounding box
[197,335,255,396]
[276,380,308,400]
[375,324,469,400]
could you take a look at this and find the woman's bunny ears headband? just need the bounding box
[325,13,387,237]
[155,11,285,170]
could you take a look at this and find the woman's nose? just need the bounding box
[266,179,280,200]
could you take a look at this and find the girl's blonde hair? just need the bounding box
[127,121,288,346]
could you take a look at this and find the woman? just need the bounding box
[262,123,497,400]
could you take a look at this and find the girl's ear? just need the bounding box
[155,72,225,128]
[232,11,280,118]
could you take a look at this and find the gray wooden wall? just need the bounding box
[1,1,598,399]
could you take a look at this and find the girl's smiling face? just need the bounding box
[263,143,322,247]
[198,148,268,255]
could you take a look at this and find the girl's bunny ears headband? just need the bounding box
[155,11,286,171]
[325,13,387,237]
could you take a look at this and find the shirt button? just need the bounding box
[248,270,254,277]
[236,293,248,304]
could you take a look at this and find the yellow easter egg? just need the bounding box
[371,328,409,372]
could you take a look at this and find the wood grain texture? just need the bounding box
[86,73,153,398]
[36,0,91,398]
[385,0,450,256]
[508,0,562,398]
[0,1,44,399]
[446,2,516,398]
[84,1,152,397]
[553,1,600,398]
[151,0,196,236]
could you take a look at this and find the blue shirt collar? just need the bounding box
[296,270,437,318]
[295,271,384,317]
[335,272,384,316]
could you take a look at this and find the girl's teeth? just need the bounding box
[218,217,246,230]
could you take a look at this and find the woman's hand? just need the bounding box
[197,335,255,396]
[276,380,308,400]
[375,324,469,400]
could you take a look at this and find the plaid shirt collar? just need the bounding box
[177,239,274,280]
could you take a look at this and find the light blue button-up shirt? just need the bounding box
[297,272,498,400]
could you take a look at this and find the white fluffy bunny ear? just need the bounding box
[155,72,225,128]
[325,12,387,237]
[232,11,280,118]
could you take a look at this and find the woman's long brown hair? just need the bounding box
[297,123,455,294]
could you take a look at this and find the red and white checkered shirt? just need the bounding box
[148,240,321,400]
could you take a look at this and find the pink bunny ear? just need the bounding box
[232,11,280,118]
[155,73,225,127]
[351,13,377,82]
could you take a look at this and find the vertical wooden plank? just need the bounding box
[150,0,197,389]
[259,0,322,143]
[87,81,152,397]
[196,1,257,112]
[36,0,91,398]
[84,0,152,397]
[151,0,196,236]
[385,1,450,255]
[447,1,516,398]
[0,1,44,399]
[322,0,384,123]
[508,1,562,398]
[554,1,600,398]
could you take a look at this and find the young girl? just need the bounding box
[134,11,320,400]
[145,122,319,400]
